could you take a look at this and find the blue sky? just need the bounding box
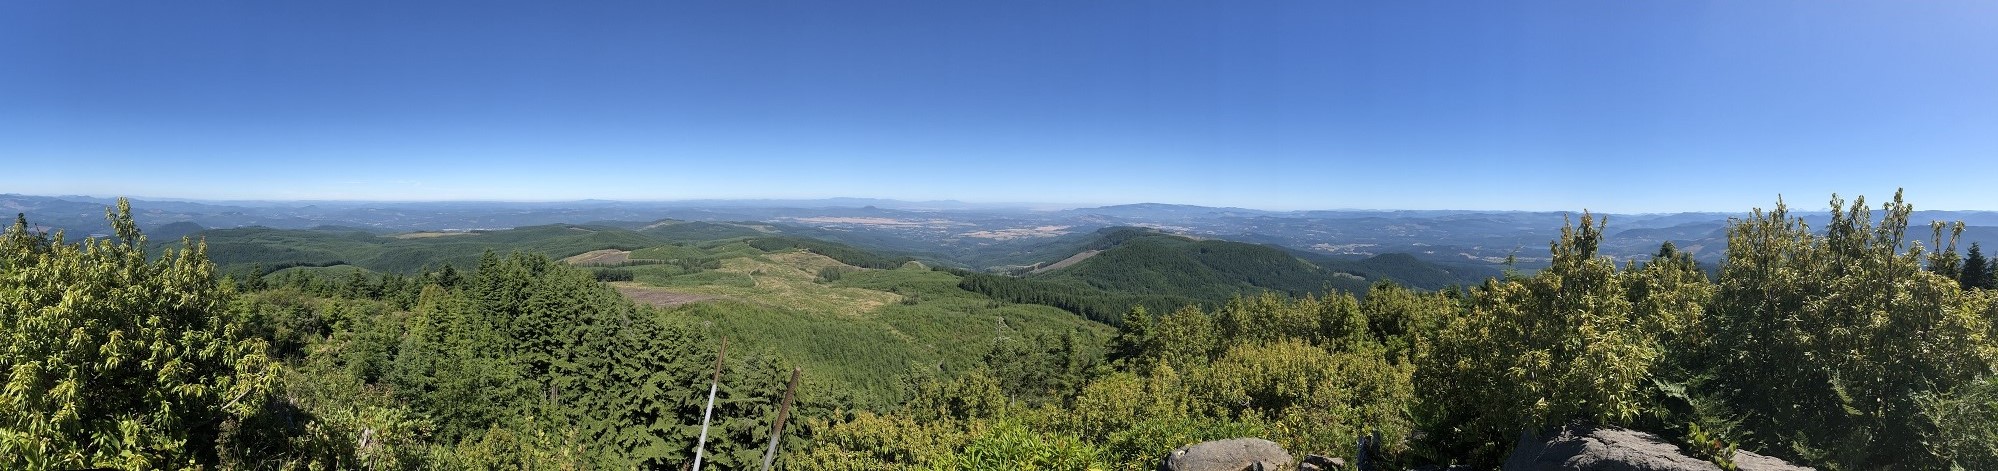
[4,1,1995,212]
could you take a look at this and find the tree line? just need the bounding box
[953,271,1197,326]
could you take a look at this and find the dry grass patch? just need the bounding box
[666,250,900,317]
[1030,249,1101,274]
[563,249,632,265]
[392,231,475,239]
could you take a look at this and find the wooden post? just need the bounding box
[692,337,726,471]
[760,368,802,471]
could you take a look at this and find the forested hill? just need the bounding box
[940,228,1500,326]
[1306,252,1504,291]
[1037,229,1360,299]
[176,220,1489,299]
[174,223,666,275]
[164,221,917,276]
[1032,227,1493,295]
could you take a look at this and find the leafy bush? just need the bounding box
[1704,193,1994,469]
[1918,376,1998,469]
[1686,423,1740,471]
[947,419,1103,470]
[1,201,281,469]
[1413,214,1682,465]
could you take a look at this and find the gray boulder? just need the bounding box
[1502,425,1813,471]
[1164,438,1295,471]
[1730,450,1814,471]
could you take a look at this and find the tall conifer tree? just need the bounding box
[1963,243,1989,290]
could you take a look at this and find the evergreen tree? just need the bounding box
[387,285,526,442]
[1149,305,1217,370]
[1106,306,1154,367]
[1987,256,1996,291]
[1963,242,1989,290]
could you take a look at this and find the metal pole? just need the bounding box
[693,338,726,471]
[760,368,802,471]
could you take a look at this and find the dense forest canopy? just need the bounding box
[4,193,1997,470]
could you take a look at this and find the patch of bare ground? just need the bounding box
[612,282,720,307]
[1030,250,1101,274]
[788,216,926,226]
[393,231,475,239]
[563,249,632,265]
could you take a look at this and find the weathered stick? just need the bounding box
[760,367,802,471]
[692,337,726,471]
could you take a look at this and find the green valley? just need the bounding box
[8,193,1998,470]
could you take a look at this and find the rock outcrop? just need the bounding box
[1163,438,1295,471]
[1299,453,1346,471]
[1728,450,1814,471]
[1502,425,1813,471]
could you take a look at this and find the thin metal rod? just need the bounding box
[760,368,802,471]
[693,338,726,471]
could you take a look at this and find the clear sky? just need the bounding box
[4,1,1995,212]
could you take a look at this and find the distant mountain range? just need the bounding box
[12,193,1998,272]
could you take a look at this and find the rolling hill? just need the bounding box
[186,220,1118,408]
[950,227,1500,325]
[1028,227,1494,294]
[177,223,666,275]
[564,235,1114,407]
[1035,229,1356,300]
[172,219,1496,369]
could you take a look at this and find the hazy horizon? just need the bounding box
[24,191,1998,216]
[6,2,1995,213]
